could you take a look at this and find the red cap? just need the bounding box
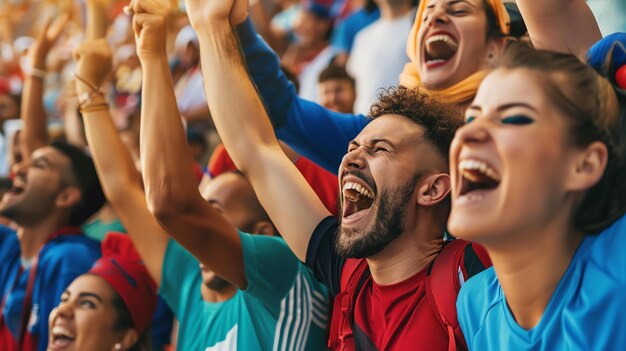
[89,233,157,334]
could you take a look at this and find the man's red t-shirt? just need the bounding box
[306,217,491,350]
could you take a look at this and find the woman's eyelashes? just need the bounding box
[501,115,535,125]
[465,116,476,124]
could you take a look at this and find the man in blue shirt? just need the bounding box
[0,17,106,350]
[0,142,105,350]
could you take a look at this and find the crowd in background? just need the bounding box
[0,0,625,350]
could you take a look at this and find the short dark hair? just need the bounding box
[369,86,463,160]
[50,141,105,226]
[318,65,356,89]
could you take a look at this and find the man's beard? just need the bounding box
[335,174,421,258]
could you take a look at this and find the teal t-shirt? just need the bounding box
[457,214,626,350]
[160,232,330,350]
[81,219,126,241]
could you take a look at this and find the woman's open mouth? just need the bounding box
[49,325,76,350]
[457,159,501,203]
[424,32,459,69]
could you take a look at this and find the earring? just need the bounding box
[114,343,122,351]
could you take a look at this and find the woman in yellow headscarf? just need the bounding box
[234,0,603,173]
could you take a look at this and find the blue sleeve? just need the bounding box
[240,233,300,310]
[305,216,344,297]
[236,17,370,173]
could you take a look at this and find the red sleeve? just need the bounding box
[207,144,238,177]
[294,156,339,216]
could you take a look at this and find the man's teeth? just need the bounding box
[426,34,458,50]
[342,181,374,199]
[458,159,501,182]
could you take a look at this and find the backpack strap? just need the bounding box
[328,258,369,349]
[425,239,472,351]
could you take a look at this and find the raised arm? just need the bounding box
[72,39,167,286]
[20,15,68,160]
[234,16,369,173]
[182,0,331,261]
[130,0,247,288]
[518,0,602,58]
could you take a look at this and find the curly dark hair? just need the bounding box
[368,86,463,160]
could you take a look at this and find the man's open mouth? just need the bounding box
[424,32,459,67]
[458,159,501,197]
[342,181,375,219]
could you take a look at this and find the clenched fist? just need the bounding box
[72,39,113,93]
[127,0,170,60]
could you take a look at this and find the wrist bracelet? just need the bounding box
[30,67,46,80]
[74,73,105,105]
[79,102,110,114]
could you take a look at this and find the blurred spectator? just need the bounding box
[186,128,208,167]
[282,0,337,102]
[317,64,356,113]
[330,0,380,66]
[346,0,416,114]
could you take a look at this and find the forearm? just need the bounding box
[20,74,48,158]
[82,96,142,200]
[82,95,166,285]
[85,0,108,40]
[518,0,601,58]
[198,21,279,171]
[196,21,330,261]
[139,56,199,210]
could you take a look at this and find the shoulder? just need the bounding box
[40,235,101,269]
[457,268,502,341]
[585,213,626,280]
[0,225,18,250]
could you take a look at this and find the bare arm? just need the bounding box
[518,0,601,58]
[20,16,68,160]
[130,0,247,289]
[186,0,331,261]
[73,39,167,286]
[85,0,108,40]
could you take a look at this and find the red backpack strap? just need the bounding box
[425,239,472,351]
[328,258,369,350]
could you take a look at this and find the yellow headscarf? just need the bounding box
[399,0,510,104]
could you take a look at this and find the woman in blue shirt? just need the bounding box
[450,36,626,350]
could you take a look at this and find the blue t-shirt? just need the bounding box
[331,8,381,54]
[0,229,101,351]
[159,233,330,350]
[457,214,626,350]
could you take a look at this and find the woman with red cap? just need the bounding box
[47,233,157,351]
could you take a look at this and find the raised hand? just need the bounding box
[184,0,248,32]
[30,14,70,69]
[127,0,170,60]
[72,39,113,93]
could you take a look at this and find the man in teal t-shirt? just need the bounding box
[161,233,329,350]
[158,173,329,350]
